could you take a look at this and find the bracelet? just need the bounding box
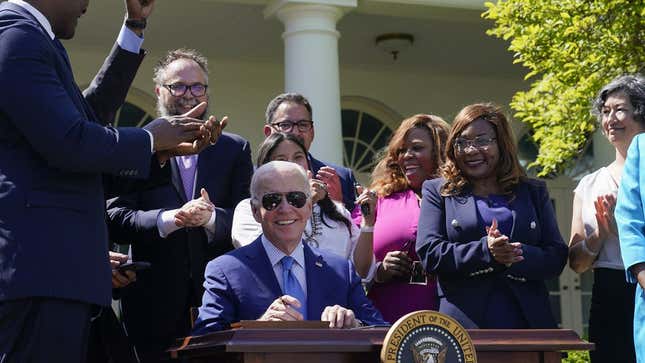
[360,225,374,233]
[581,239,599,256]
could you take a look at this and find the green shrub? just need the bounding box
[483,0,645,176]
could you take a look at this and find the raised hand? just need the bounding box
[125,0,155,20]
[594,193,618,239]
[144,102,209,156]
[307,170,328,204]
[355,189,377,226]
[316,166,343,203]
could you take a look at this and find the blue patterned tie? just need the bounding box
[280,256,307,319]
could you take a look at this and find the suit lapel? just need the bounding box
[170,157,188,203]
[245,237,283,297]
[446,193,481,241]
[303,244,330,320]
[308,153,323,175]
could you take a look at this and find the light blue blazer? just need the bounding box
[615,133,645,363]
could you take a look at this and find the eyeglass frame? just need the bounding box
[453,136,497,154]
[257,191,310,211]
[270,119,314,133]
[162,83,208,97]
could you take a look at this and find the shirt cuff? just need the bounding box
[204,209,217,241]
[157,209,182,238]
[144,129,154,154]
[117,24,144,54]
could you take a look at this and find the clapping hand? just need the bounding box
[487,219,523,266]
[174,188,214,227]
[594,194,618,239]
[316,166,343,203]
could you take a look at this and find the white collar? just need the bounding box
[261,235,306,269]
[9,0,55,39]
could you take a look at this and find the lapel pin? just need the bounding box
[315,261,323,267]
[530,221,536,229]
[451,219,459,228]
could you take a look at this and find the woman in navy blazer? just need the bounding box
[416,103,568,329]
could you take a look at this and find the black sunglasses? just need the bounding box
[261,192,308,211]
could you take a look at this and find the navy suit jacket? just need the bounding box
[309,154,357,211]
[105,133,253,345]
[416,178,568,329]
[192,237,385,334]
[0,3,151,306]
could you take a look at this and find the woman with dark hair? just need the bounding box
[232,133,375,278]
[416,103,568,329]
[354,114,449,323]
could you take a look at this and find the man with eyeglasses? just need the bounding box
[264,93,358,211]
[192,161,385,334]
[106,48,253,362]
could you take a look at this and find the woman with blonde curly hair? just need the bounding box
[415,103,568,328]
[355,114,449,323]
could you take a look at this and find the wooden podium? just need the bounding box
[167,325,593,363]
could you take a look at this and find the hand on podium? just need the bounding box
[321,305,360,329]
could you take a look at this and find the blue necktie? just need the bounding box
[280,256,307,319]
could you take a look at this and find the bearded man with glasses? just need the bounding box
[105,48,253,362]
[263,93,358,211]
[192,161,385,333]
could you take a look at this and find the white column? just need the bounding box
[265,0,356,165]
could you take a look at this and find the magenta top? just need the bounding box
[358,189,438,323]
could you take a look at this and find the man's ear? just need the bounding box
[154,86,161,97]
[251,200,262,223]
[263,125,272,137]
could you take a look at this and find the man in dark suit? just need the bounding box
[106,48,254,362]
[193,161,384,334]
[263,93,358,211]
[0,1,219,361]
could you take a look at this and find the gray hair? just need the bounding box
[264,93,313,124]
[592,74,645,124]
[250,161,310,201]
[152,48,209,86]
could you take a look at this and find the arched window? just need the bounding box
[341,96,401,183]
[112,88,156,128]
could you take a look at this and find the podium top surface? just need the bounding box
[169,328,593,359]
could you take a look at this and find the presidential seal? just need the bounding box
[380,310,477,363]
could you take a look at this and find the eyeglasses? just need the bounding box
[163,83,208,97]
[270,120,314,133]
[260,191,308,211]
[454,136,497,153]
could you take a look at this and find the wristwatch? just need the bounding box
[125,18,147,30]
